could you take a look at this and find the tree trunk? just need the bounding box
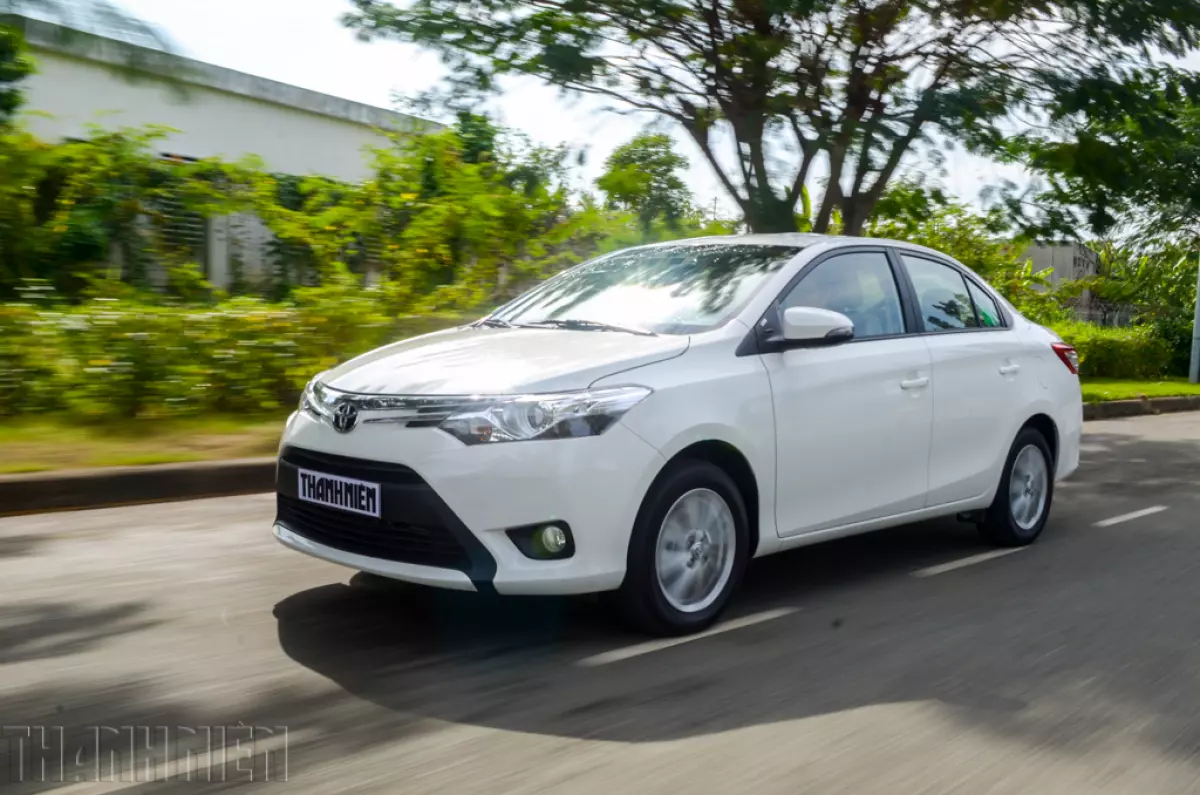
[742,194,798,234]
[840,197,871,236]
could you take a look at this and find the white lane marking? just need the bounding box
[1094,505,1168,527]
[912,548,1024,578]
[577,607,798,667]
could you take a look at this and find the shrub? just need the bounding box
[0,302,62,416]
[1151,317,1195,377]
[0,294,472,419]
[1050,321,1172,379]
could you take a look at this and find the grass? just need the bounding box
[1081,377,1200,404]
[2,377,1198,473]
[0,414,288,474]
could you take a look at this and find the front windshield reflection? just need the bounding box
[493,243,803,335]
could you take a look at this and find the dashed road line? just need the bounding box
[912,548,1025,578]
[576,607,798,667]
[1094,505,1168,527]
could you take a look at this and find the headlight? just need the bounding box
[438,386,651,445]
[299,372,328,415]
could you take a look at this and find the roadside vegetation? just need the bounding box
[0,10,1199,468]
[1080,379,1200,405]
[0,414,285,474]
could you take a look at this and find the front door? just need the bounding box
[764,249,934,538]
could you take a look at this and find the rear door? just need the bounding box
[894,252,1031,507]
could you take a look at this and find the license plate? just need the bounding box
[297,468,381,518]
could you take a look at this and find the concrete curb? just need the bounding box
[0,457,276,518]
[1082,395,1200,421]
[2,397,1199,516]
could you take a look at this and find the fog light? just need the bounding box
[506,521,574,560]
[538,524,567,555]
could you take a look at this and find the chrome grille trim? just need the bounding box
[303,382,487,429]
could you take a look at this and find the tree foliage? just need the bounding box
[0,115,740,306]
[862,178,1083,325]
[344,0,1200,235]
[0,124,263,297]
[994,69,1200,238]
[1088,242,1199,375]
[865,178,1020,277]
[0,24,32,123]
[597,132,693,237]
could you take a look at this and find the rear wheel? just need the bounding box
[979,426,1054,547]
[617,460,749,636]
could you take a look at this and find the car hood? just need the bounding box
[321,325,690,395]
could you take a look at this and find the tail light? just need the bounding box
[1051,342,1079,375]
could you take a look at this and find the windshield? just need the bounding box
[491,243,804,335]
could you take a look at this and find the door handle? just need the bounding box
[999,364,1021,375]
[900,377,929,390]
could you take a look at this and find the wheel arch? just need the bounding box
[650,439,763,558]
[1021,412,1059,465]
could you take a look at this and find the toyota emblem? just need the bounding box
[331,401,358,433]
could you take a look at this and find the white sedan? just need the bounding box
[273,234,1082,635]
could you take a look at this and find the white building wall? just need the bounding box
[1021,242,1100,319]
[21,50,394,183]
[11,22,435,291]
[1022,243,1099,285]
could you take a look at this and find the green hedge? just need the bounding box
[0,290,470,419]
[0,304,1183,419]
[1050,321,1173,379]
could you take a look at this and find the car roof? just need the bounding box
[641,233,958,261]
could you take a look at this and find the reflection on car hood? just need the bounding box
[321,325,690,395]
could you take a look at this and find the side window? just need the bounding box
[781,251,905,338]
[966,280,1003,327]
[901,255,978,331]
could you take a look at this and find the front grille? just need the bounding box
[277,494,472,570]
[275,445,485,575]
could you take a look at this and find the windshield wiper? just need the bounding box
[475,317,514,328]
[521,318,658,337]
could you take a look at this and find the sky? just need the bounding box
[111,0,1062,215]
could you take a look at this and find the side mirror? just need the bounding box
[780,306,855,347]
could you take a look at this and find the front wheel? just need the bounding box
[617,460,749,636]
[979,427,1055,547]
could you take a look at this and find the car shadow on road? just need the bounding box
[274,516,983,660]
[272,427,1200,762]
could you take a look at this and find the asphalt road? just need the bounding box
[3,413,1200,794]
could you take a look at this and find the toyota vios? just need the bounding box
[274,234,1082,635]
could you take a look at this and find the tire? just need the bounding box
[616,459,750,636]
[979,426,1055,547]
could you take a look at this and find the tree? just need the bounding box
[597,132,692,237]
[864,178,1022,276]
[0,24,32,124]
[991,69,1200,240]
[344,0,1200,236]
[1088,242,1199,375]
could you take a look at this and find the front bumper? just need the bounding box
[273,410,666,595]
[275,523,477,590]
